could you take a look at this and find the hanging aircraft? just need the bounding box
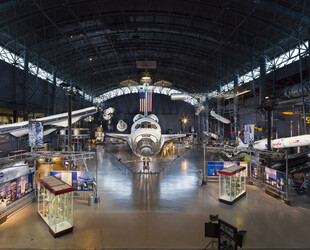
[0,106,98,137]
[203,131,219,140]
[106,114,186,171]
[210,110,231,124]
[237,134,310,150]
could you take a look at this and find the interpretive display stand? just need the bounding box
[37,176,74,237]
[219,165,246,205]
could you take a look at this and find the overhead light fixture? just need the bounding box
[265,96,269,100]
[89,57,93,61]
[142,76,151,81]
[224,89,251,99]
[235,89,251,96]
[140,71,152,84]
[171,93,188,100]
[282,112,294,115]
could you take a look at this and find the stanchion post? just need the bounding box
[94,148,100,203]
[285,149,290,205]
[33,158,37,201]
[249,152,253,185]
[202,143,207,185]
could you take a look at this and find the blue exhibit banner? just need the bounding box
[262,167,285,192]
[50,171,94,191]
[207,161,247,176]
[251,163,259,179]
[0,173,33,212]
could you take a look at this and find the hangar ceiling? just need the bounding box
[0,0,309,98]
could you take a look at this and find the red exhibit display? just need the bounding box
[37,176,74,237]
[219,165,246,205]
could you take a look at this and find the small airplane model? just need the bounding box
[237,134,310,150]
[210,110,230,124]
[203,131,219,140]
[106,114,186,171]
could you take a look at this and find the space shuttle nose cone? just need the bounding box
[140,147,152,157]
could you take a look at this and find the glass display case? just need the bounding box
[37,176,74,237]
[219,165,246,205]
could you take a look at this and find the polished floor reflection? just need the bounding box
[0,144,310,249]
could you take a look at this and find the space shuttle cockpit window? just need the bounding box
[140,122,151,128]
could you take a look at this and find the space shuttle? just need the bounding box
[106,114,185,170]
[237,134,310,150]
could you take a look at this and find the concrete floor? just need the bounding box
[1,144,310,249]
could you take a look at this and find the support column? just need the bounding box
[217,85,222,137]
[205,101,209,135]
[52,71,56,114]
[234,73,239,137]
[267,105,272,151]
[82,90,85,109]
[13,110,17,123]
[259,56,267,106]
[298,40,307,134]
[23,50,29,121]
[68,94,72,151]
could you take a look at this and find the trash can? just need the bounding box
[88,194,94,206]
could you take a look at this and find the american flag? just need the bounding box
[139,89,153,112]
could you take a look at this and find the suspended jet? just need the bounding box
[210,110,230,124]
[106,114,186,171]
[0,106,98,137]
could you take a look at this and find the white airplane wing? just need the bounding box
[105,133,131,144]
[0,106,97,136]
[161,134,186,142]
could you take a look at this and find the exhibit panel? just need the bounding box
[37,176,74,237]
[219,165,246,205]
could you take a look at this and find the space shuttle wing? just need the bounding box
[105,133,131,143]
[161,134,186,142]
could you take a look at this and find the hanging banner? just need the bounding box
[244,124,254,145]
[28,121,43,147]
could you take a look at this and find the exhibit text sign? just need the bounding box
[50,171,94,191]
[262,167,285,192]
[0,173,33,212]
[218,219,238,250]
[207,161,247,177]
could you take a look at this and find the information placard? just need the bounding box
[0,173,33,211]
[50,171,94,191]
[207,161,247,177]
[262,167,285,192]
[218,219,238,250]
